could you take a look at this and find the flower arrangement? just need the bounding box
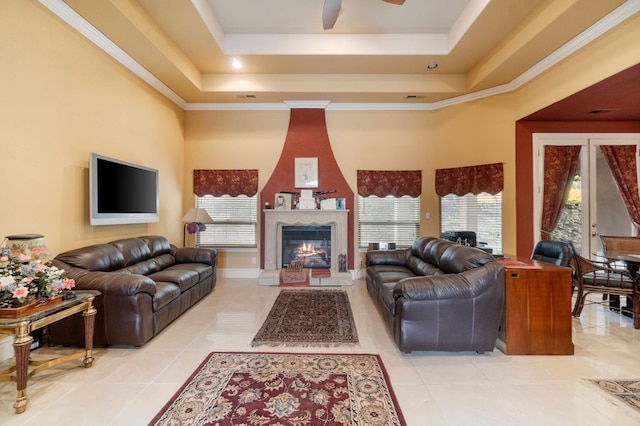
[0,247,75,308]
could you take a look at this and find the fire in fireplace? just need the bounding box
[281,225,331,269]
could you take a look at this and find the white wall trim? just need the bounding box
[38,0,187,108]
[219,268,261,279]
[39,0,640,112]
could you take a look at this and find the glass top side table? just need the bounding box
[0,290,100,414]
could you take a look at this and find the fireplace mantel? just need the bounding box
[263,209,349,272]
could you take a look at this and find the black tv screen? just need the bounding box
[90,153,159,225]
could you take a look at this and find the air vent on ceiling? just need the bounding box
[406,95,425,100]
[237,94,257,99]
[584,109,617,115]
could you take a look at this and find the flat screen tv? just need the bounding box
[90,153,159,226]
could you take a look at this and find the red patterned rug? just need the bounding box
[149,352,406,426]
[279,268,310,286]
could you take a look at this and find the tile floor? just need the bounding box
[2,278,640,425]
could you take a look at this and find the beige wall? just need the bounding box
[3,0,639,268]
[1,0,185,254]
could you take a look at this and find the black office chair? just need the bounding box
[531,240,573,267]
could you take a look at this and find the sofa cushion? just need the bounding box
[411,236,435,257]
[110,238,152,267]
[439,245,495,274]
[152,282,181,311]
[421,239,456,266]
[55,244,125,271]
[406,256,443,276]
[126,259,161,276]
[148,266,202,292]
[140,235,172,257]
[168,263,213,282]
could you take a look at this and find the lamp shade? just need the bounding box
[181,208,214,224]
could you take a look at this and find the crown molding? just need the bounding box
[38,0,187,108]
[39,0,640,112]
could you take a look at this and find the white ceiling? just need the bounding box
[42,0,637,107]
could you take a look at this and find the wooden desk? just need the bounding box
[496,257,574,355]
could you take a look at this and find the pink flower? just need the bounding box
[0,256,8,262]
[62,278,75,290]
[12,286,29,299]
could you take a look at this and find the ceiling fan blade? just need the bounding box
[323,0,341,30]
[382,0,405,4]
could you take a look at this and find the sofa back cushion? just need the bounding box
[110,238,152,267]
[421,238,456,266]
[406,256,443,276]
[438,244,495,273]
[55,244,125,271]
[140,235,172,257]
[411,237,435,258]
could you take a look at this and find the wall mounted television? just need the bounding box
[90,152,159,226]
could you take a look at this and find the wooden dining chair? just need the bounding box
[571,247,640,329]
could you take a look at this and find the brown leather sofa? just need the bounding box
[49,235,217,347]
[366,236,505,353]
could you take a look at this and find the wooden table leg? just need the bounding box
[82,298,96,368]
[13,321,32,414]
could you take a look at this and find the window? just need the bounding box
[358,195,420,247]
[440,192,502,253]
[196,195,257,247]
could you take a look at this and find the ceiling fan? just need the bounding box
[322,0,406,30]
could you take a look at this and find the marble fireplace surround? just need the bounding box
[259,209,352,286]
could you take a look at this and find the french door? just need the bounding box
[533,133,640,257]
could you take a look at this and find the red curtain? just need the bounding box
[193,170,259,197]
[435,163,503,196]
[356,170,422,197]
[540,146,581,240]
[600,145,640,234]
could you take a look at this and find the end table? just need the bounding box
[0,290,100,414]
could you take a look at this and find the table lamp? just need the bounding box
[181,208,214,247]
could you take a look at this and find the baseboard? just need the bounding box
[218,268,360,280]
[218,268,261,279]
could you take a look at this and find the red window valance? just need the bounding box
[357,170,422,197]
[193,169,259,197]
[435,163,503,196]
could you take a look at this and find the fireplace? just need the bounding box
[260,210,351,285]
[281,225,331,268]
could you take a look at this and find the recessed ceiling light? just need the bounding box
[426,62,438,70]
[231,57,243,70]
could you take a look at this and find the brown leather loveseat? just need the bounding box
[366,236,505,353]
[49,235,217,347]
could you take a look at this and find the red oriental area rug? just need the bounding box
[279,268,310,286]
[149,352,406,426]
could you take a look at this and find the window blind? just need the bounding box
[358,195,420,247]
[196,195,257,247]
[440,192,502,253]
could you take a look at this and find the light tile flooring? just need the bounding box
[2,278,640,425]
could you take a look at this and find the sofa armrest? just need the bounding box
[392,262,504,301]
[174,247,218,267]
[60,267,157,297]
[366,249,409,266]
[393,274,474,300]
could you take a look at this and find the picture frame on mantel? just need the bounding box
[294,157,318,188]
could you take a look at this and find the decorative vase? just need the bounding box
[2,234,52,262]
